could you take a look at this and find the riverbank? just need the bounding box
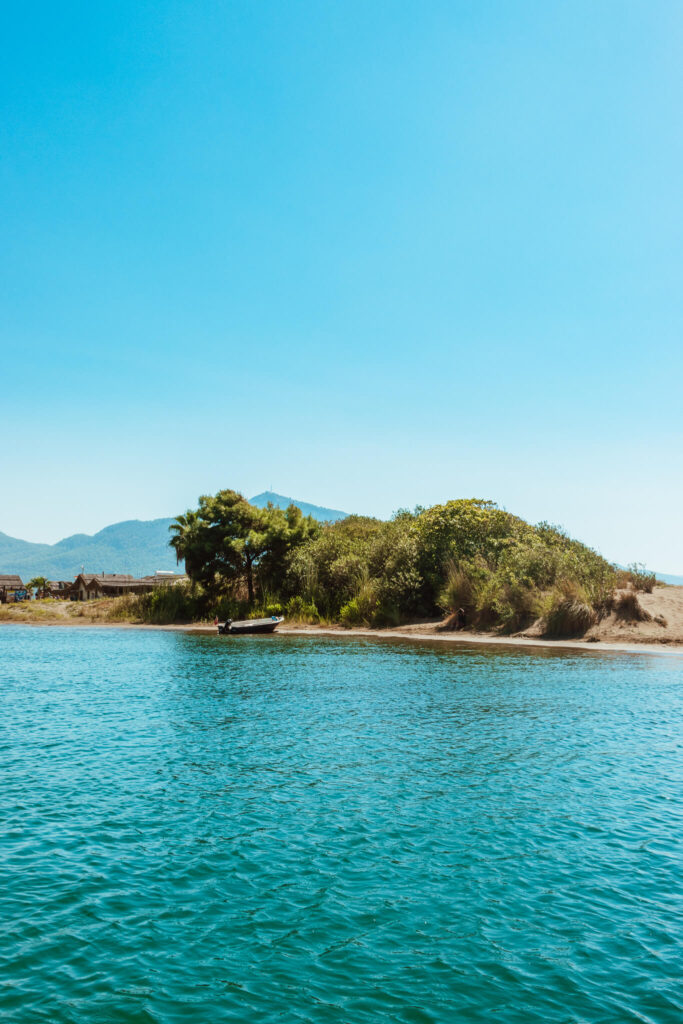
[2,590,683,656]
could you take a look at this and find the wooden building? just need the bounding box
[0,575,26,603]
[72,572,187,601]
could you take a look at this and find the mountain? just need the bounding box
[249,492,348,522]
[656,572,683,586]
[0,519,180,580]
[0,494,349,579]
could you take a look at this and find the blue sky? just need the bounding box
[2,1,682,571]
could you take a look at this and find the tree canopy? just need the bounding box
[170,489,318,602]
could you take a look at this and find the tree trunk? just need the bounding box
[246,557,254,604]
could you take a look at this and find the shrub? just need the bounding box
[285,595,319,623]
[438,563,475,614]
[544,599,596,637]
[615,590,652,622]
[372,601,401,627]
[106,582,214,624]
[543,582,597,637]
[339,580,378,626]
[494,581,541,632]
[625,563,656,593]
[339,598,362,626]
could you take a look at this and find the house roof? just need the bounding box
[83,574,138,584]
[75,573,164,591]
[0,575,24,589]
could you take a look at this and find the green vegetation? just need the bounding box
[169,490,319,603]
[617,563,657,593]
[155,492,622,637]
[0,493,660,639]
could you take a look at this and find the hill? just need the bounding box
[656,572,683,586]
[0,494,349,579]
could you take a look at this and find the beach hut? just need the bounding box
[0,575,26,603]
[71,573,183,600]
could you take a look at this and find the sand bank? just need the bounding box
[2,587,683,657]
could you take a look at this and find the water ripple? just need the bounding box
[1,627,682,1022]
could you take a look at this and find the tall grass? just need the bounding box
[542,584,597,637]
[105,583,246,625]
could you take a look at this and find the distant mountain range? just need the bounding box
[654,572,683,586]
[0,493,349,580]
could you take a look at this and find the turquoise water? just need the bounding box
[1,627,682,1023]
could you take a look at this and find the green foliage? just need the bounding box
[339,580,378,627]
[158,491,620,637]
[414,499,516,590]
[431,513,616,635]
[285,595,319,623]
[170,489,318,603]
[285,516,383,616]
[438,562,476,614]
[106,581,248,625]
[107,582,205,624]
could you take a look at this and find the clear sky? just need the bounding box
[2,1,682,571]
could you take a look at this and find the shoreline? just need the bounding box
[2,616,683,656]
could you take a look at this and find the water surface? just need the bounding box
[1,627,682,1022]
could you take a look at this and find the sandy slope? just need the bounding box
[590,586,683,645]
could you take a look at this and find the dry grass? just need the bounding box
[543,599,597,638]
[0,598,139,625]
[0,601,64,623]
[614,590,653,623]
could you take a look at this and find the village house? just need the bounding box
[0,575,26,603]
[72,572,187,601]
[47,580,75,600]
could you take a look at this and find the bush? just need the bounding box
[438,564,475,614]
[285,595,319,623]
[624,563,656,593]
[339,580,378,626]
[543,582,597,637]
[544,599,596,637]
[107,583,206,624]
[615,590,652,622]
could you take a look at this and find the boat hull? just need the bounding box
[218,616,284,635]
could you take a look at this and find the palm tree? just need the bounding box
[27,576,50,599]
[169,510,202,579]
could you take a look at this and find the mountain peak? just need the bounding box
[248,493,348,523]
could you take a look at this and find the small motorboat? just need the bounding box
[218,615,284,636]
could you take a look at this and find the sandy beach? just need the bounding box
[2,586,683,657]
